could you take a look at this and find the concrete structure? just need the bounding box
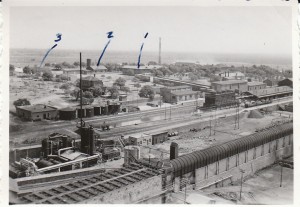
[128,133,152,146]
[219,71,245,80]
[278,78,293,88]
[81,76,103,90]
[247,81,267,91]
[160,85,200,103]
[86,58,107,73]
[211,80,248,93]
[16,104,58,121]
[124,146,140,165]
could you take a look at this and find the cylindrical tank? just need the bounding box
[170,142,178,160]
[94,106,101,115]
[85,107,94,117]
[124,146,140,165]
[59,107,77,120]
[77,108,86,118]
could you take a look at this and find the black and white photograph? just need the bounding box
[1,0,299,205]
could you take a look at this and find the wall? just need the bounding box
[80,175,162,204]
[173,134,293,191]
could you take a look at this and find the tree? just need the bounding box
[42,70,53,81]
[23,66,31,74]
[188,73,198,81]
[82,97,94,105]
[134,83,141,88]
[113,77,126,87]
[70,88,80,101]
[83,91,94,99]
[121,86,130,93]
[92,86,104,97]
[59,83,72,90]
[10,64,15,72]
[107,86,119,99]
[13,98,31,108]
[139,85,155,101]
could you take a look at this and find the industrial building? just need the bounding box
[247,81,267,91]
[59,107,77,120]
[62,59,107,75]
[128,133,152,146]
[160,85,200,103]
[204,91,237,108]
[263,78,278,87]
[211,80,248,93]
[242,86,293,101]
[278,78,293,88]
[16,104,58,121]
[81,76,103,90]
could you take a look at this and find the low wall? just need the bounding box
[79,175,162,204]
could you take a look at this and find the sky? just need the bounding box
[10,6,292,56]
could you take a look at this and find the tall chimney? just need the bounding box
[158,37,161,65]
[87,59,91,68]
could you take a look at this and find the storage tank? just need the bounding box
[77,108,85,118]
[170,142,178,160]
[59,107,77,120]
[94,106,101,115]
[124,146,140,165]
[85,107,94,117]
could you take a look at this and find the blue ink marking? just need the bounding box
[137,32,148,69]
[97,40,111,66]
[97,31,114,66]
[107,31,114,38]
[40,33,62,67]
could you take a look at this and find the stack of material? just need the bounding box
[248,109,264,119]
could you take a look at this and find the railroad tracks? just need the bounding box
[20,163,162,204]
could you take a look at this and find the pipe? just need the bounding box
[36,154,100,173]
[58,147,74,157]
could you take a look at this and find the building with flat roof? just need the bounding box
[128,133,152,146]
[160,85,199,103]
[16,104,58,121]
[211,80,248,93]
[247,82,267,91]
[243,86,292,100]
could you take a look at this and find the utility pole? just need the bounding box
[239,169,245,201]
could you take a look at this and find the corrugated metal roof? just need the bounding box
[170,122,292,177]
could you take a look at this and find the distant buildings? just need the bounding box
[63,59,107,75]
[16,104,58,121]
[160,85,200,103]
[128,133,152,146]
[204,92,237,108]
[247,82,267,91]
[219,71,245,80]
[211,80,248,93]
[121,65,162,75]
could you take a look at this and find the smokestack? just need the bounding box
[170,142,178,160]
[158,37,161,65]
[87,59,91,68]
